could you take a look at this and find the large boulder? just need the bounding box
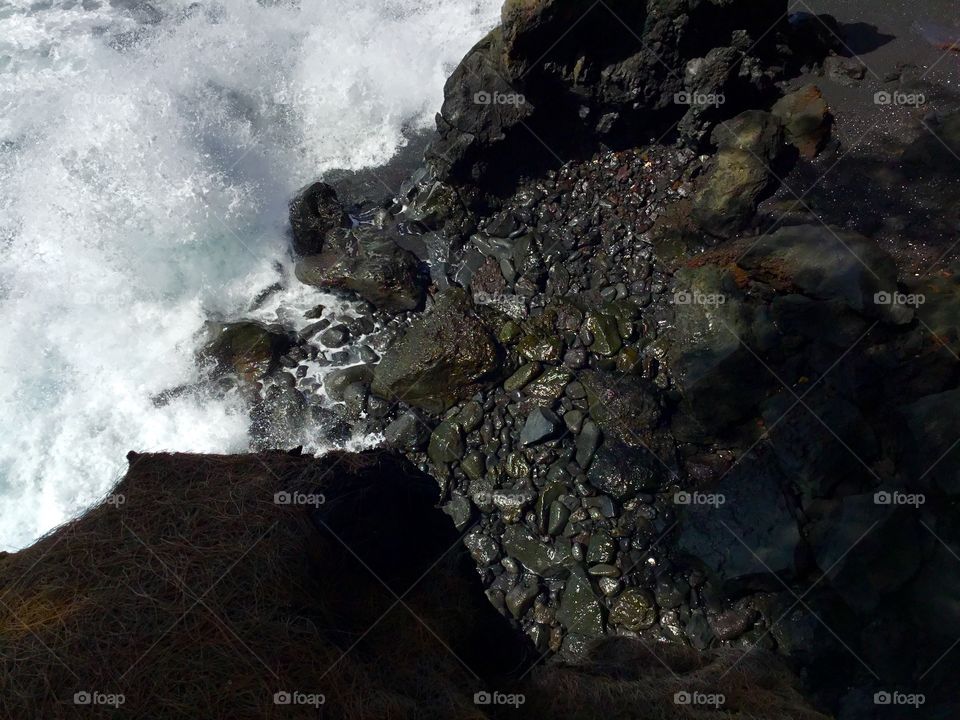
[289,181,350,256]
[295,228,425,313]
[427,0,789,189]
[771,84,832,159]
[371,288,502,413]
[738,224,904,322]
[691,110,782,237]
[200,320,294,382]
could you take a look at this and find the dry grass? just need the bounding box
[0,450,828,720]
[0,451,491,720]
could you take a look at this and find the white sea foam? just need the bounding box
[0,0,500,550]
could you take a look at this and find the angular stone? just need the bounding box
[501,525,571,577]
[427,420,464,465]
[575,420,602,469]
[201,321,294,382]
[464,528,500,567]
[556,565,605,637]
[525,367,573,404]
[504,362,542,392]
[289,181,350,256]
[520,407,563,446]
[586,531,615,565]
[771,84,832,159]
[505,575,540,618]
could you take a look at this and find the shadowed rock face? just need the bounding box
[427,0,790,193]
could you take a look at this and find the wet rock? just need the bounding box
[587,440,664,499]
[739,225,904,322]
[692,110,782,237]
[575,420,602,469]
[323,365,375,402]
[505,575,540,619]
[662,265,767,440]
[580,370,660,445]
[586,531,615,565]
[771,84,831,159]
[557,565,605,638]
[442,495,472,531]
[457,401,485,433]
[501,525,571,577]
[504,362,542,392]
[465,527,501,567]
[383,411,432,450]
[709,605,758,641]
[525,367,573,404]
[295,228,424,313]
[584,313,622,356]
[319,324,350,348]
[201,321,294,382]
[609,587,657,632]
[289,181,350,256]
[428,420,465,465]
[520,407,563,446]
[372,288,502,413]
[517,334,564,363]
[676,457,799,582]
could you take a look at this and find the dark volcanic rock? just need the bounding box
[372,288,502,413]
[289,181,350,256]
[201,321,294,382]
[296,228,424,313]
[587,440,664,499]
[676,457,799,582]
[692,110,782,237]
[427,0,789,190]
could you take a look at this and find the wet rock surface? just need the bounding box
[188,3,960,718]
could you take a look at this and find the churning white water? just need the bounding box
[0,0,500,550]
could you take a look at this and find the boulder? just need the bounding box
[587,440,665,499]
[676,456,799,582]
[900,388,960,494]
[772,84,832,159]
[692,110,783,237]
[200,321,294,382]
[427,0,789,188]
[289,182,350,256]
[371,288,502,413]
[738,224,904,322]
[808,494,925,612]
[295,228,424,313]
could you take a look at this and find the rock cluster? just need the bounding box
[195,1,960,716]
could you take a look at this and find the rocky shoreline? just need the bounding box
[198,1,960,716]
[5,1,960,718]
